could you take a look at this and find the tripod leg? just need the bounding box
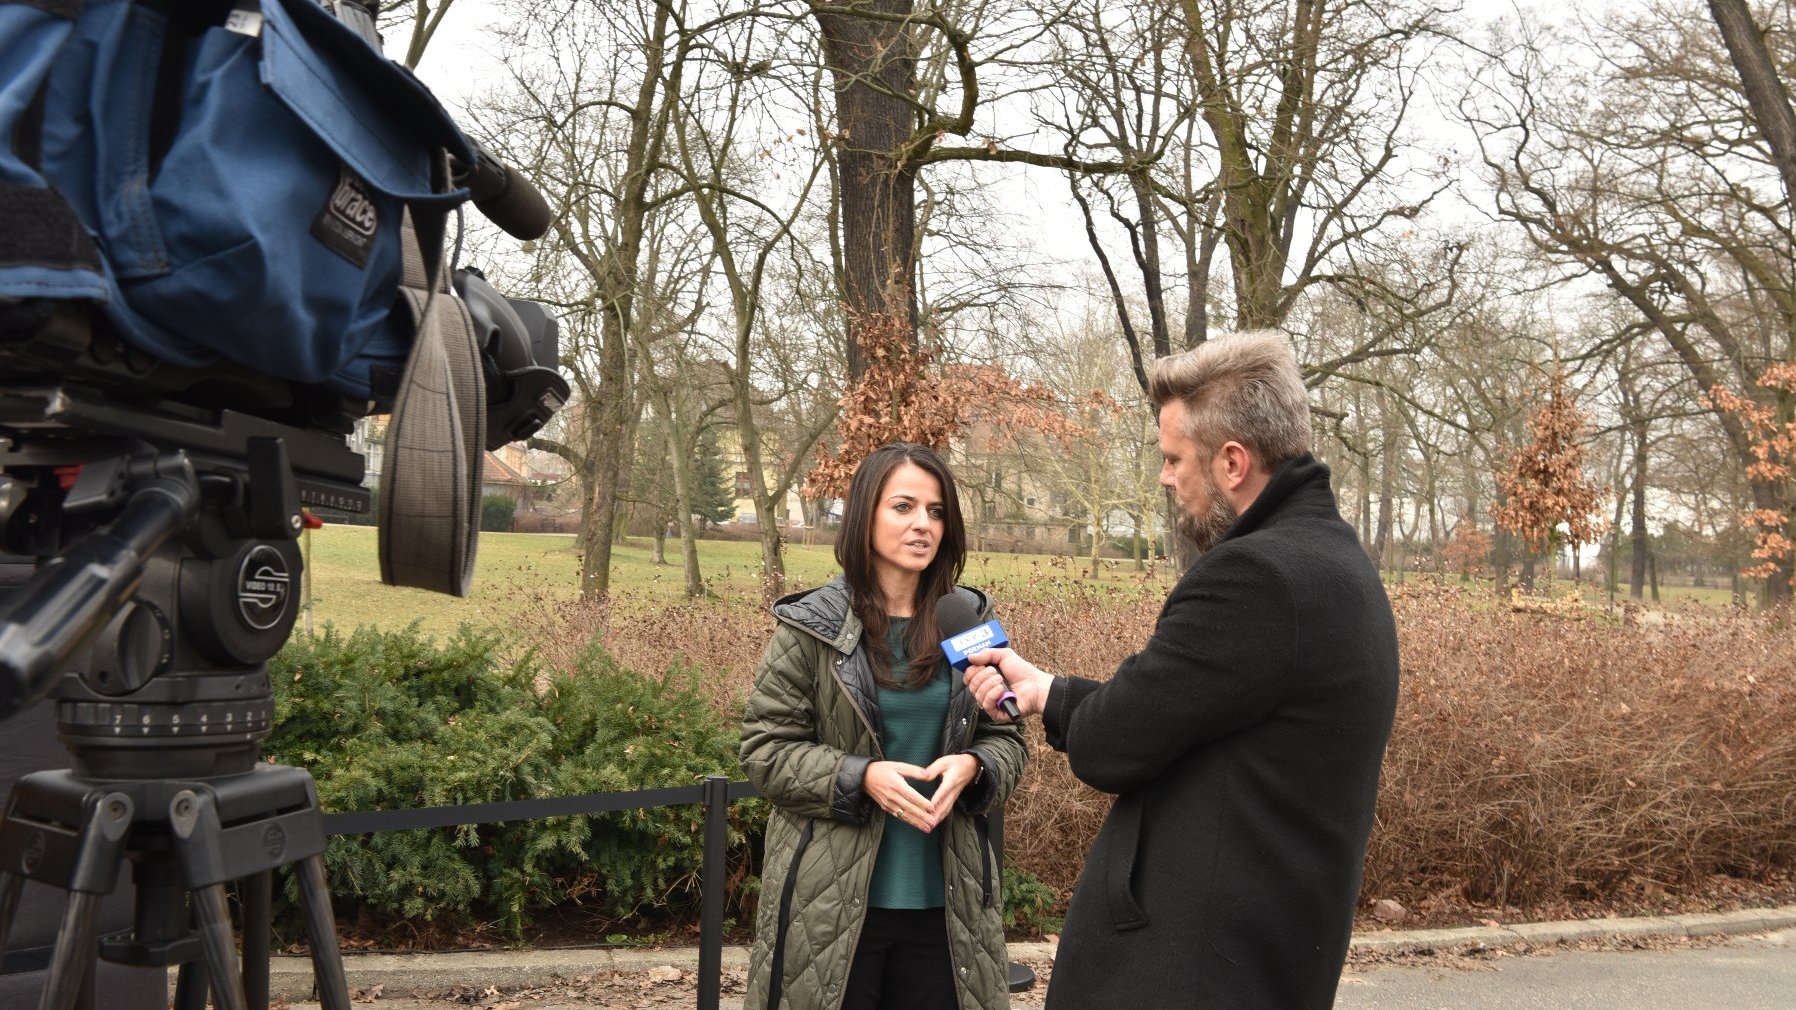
[172,960,210,1010]
[0,870,21,957]
[241,871,272,1010]
[39,791,133,1010]
[37,891,99,1010]
[296,855,351,1010]
[191,882,247,1010]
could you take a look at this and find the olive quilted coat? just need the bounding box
[740,578,1027,1010]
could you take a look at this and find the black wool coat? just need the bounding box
[1041,454,1399,1010]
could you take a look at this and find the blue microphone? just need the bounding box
[936,594,1021,720]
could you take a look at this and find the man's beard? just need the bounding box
[1176,471,1238,554]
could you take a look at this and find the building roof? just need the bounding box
[483,452,530,486]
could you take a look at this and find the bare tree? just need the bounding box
[1041,0,1457,568]
[374,0,461,69]
[466,0,704,600]
[1046,0,1206,386]
[802,0,1145,373]
[1463,2,1796,602]
[666,8,840,598]
[1710,0,1796,202]
[1020,298,1156,577]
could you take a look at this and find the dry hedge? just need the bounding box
[517,575,1796,915]
[1368,582,1796,911]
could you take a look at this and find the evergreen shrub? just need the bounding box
[266,623,761,939]
[479,492,517,532]
[1000,865,1062,935]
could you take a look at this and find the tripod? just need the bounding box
[0,386,362,1010]
[0,765,349,1010]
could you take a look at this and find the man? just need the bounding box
[965,331,1399,1009]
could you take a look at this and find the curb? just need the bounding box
[1346,904,1796,954]
[262,904,1796,999]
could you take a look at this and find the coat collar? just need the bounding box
[1219,452,1335,544]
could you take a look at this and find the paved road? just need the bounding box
[1333,929,1796,1009]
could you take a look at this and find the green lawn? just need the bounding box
[297,526,1175,640]
[302,525,1759,641]
[1575,581,1744,609]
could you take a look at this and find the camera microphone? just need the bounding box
[454,139,553,241]
[936,594,1021,721]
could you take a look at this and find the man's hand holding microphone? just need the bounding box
[962,649,1052,723]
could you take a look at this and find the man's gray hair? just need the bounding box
[1147,330,1312,466]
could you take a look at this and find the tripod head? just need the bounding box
[0,313,371,780]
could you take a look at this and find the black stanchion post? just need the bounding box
[240,870,271,1010]
[991,805,1036,993]
[697,775,728,1010]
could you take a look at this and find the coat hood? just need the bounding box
[772,576,994,655]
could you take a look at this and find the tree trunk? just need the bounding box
[1630,421,1649,600]
[1089,517,1102,579]
[1489,480,1513,595]
[580,319,630,601]
[612,391,644,547]
[731,360,788,601]
[657,405,704,598]
[1710,0,1796,204]
[1749,477,1793,606]
[758,521,786,600]
[1129,170,1173,359]
[1373,392,1396,571]
[1182,190,1221,347]
[1423,464,1441,573]
[814,3,920,374]
[566,0,676,601]
[1183,0,1322,329]
[1167,487,1197,570]
[1132,509,1146,571]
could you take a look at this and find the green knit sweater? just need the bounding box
[867,618,949,909]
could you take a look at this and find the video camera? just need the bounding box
[0,2,570,1007]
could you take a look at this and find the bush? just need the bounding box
[266,623,760,940]
[991,578,1796,920]
[1105,533,1157,558]
[480,493,517,532]
[1001,865,1062,936]
[1362,584,1796,912]
[271,574,1796,942]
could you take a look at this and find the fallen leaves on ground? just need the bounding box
[332,958,1055,1009]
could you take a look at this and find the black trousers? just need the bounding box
[843,906,958,1010]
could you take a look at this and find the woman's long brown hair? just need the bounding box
[835,443,967,688]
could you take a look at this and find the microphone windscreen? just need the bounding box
[935,592,982,640]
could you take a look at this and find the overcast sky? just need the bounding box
[396,0,1622,326]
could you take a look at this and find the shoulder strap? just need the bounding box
[376,199,484,596]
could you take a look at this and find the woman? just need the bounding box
[741,443,1026,1010]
